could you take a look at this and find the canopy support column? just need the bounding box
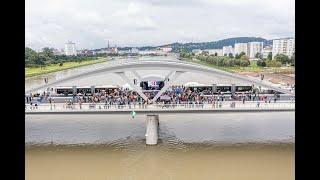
[114,71,149,102]
[131,70,142,82]
[152,71,185,103]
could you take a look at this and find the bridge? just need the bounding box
[25,59,295,145]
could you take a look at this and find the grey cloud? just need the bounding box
[26,0,295,50]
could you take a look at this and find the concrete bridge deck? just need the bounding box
[25,101,295,114]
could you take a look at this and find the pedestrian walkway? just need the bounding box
[25,101,295,114]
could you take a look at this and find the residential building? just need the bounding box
[272,38,295,59]
[222,46,234,56]
[64,41,77,56]
[118,49,130,55]
[234,43,249,56]
[262,46,272,59]
[248,42,263,59]
[139,50,157,55]
[160,47,172,52]
[76,49,95,56]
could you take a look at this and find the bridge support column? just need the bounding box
[145,114,159,145]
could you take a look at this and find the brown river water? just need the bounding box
[26,112,294,180]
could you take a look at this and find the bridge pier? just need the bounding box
[145,114,159,145]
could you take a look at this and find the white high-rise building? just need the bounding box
[64,41,77,56]
[234,43,249,56]
[160,47,172,52]
[272,38,295,59]
[222,46,234,56]
[248,42,263,59]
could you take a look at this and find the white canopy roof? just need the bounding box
[184,82,206,87]
[122,83,133,90]
[141,74,164,81]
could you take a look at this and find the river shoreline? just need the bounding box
[181,58,295,86]
[25,58,107,78]
[26,141,294,150]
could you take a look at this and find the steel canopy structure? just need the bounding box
[25,59,294,99]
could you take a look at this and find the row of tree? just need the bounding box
[180,50,295,68]
[196,54,250,67]
[180,51,250,67]
[25,47,98,67]
[256,53,295,67]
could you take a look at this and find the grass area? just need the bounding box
[25,58,107,77]
[182,58,295,74]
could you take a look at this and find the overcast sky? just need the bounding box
[26,0,295,50]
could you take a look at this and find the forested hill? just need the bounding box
[114,37,273,52]
[160,37,272,52]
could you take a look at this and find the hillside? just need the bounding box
[161,37,272,52]
[113,37,273,52]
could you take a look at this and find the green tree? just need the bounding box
[274,54,290,65]
[41,47,54,58]
[180,52,193,59]
[289,52,295,66]
[228,53,234,58]
[235,59,241,66]
[267,52,272,60]
[257,60,266,67]
[240,55,249,61]
[240,59,250,66]
[34,54,47,67]
[255,52,263,59]
[236,52,246,59]
[25,47,38,66]
[266,60,281,67]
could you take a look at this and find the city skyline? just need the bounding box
[26,0,295,50]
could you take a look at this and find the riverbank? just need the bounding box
[182,58,295,86]
[25,58,107,77]
[26,143,294,180]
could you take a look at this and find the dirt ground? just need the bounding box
[238,72,295,86]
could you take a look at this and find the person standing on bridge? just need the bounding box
[212,96,216,109]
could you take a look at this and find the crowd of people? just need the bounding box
[26,85,284,111]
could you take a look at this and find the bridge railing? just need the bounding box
[25,101,295,112]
